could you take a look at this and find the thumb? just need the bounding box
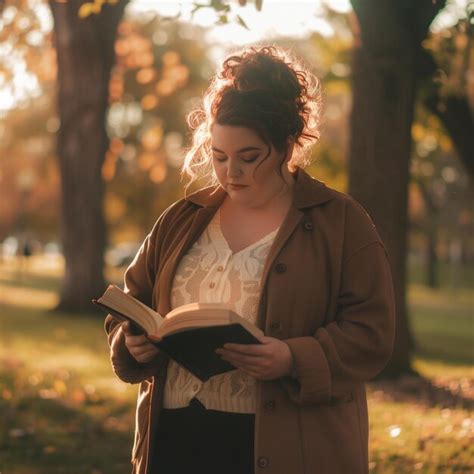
[122,321,131,336]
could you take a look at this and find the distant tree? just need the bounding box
[348,0,447,377]
[49,0,128,312]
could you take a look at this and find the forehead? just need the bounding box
[210,124,265,151]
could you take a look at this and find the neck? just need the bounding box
[224,175,295,216]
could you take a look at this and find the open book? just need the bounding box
[93,284,264,382]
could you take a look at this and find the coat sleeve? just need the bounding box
[104,210,172,384]
[280,205,396,405]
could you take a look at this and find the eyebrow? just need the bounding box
[211,146,262,154]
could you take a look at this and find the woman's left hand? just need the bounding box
[215,336,294,381]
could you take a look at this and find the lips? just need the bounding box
[229,184,248,190]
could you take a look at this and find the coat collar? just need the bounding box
[184,166,335,210]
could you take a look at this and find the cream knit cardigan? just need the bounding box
[163,208,280,414]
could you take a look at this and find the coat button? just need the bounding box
[303,221,313,230]
[257,457,269,468]
[269,321,283,334]
[274,262,286,273]
[264,400,276,411]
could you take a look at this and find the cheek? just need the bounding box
[213,162,226,181]
[253,158,279,185]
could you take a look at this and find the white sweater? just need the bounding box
[163,208,280,414]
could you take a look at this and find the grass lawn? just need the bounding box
[0,255,472,473]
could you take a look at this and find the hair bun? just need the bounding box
[219,46,303,104]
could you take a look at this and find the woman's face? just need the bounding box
[210,124,294,210]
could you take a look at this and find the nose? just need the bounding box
[226,157,242,178]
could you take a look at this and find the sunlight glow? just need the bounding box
[33,1,54,33]
[431,0,470,32]
[127,1,352,45]
[0,46,41,112]
[0,0,51,112]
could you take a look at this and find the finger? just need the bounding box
[125,334,149,347]
[133,347,159,359]
[220,351,265,366]
[221,343,268,356]
[129,344,158,355]
[129,344,157,357]
[223,336,274,349]
[259,336,276,344]
[135,350,159,363]
[129,343,159,358]
[122,321,131,336]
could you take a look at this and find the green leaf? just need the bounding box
[217,13,229,24]
[211,0,231,12]
[236,14,249,30]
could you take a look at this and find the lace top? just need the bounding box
[163,207,280,413]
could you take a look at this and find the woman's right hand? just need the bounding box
[122,321,160,363]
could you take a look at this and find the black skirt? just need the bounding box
[153,397,255,474]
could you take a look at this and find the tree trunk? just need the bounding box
[417,180,440,289]
[426,225,439,288]
[49,0,127,312]
[349,0,445,378]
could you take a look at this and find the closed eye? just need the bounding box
[213,155,258,163]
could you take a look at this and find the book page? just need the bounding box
[157,304,263,340]
[99,285,163,334]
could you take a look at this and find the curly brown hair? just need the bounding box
[181,45,322,193]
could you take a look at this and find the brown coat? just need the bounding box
[105,167,396,474]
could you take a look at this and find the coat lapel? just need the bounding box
[254,205,304,330]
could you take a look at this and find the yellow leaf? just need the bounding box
[78,3,94,18]
[54,379,67,395]
[91,2,102,14]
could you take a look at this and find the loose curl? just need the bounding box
[181,45,322,194]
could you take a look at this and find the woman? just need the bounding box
[105,46,396,474]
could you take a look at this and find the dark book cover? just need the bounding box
[156,324,262,382]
